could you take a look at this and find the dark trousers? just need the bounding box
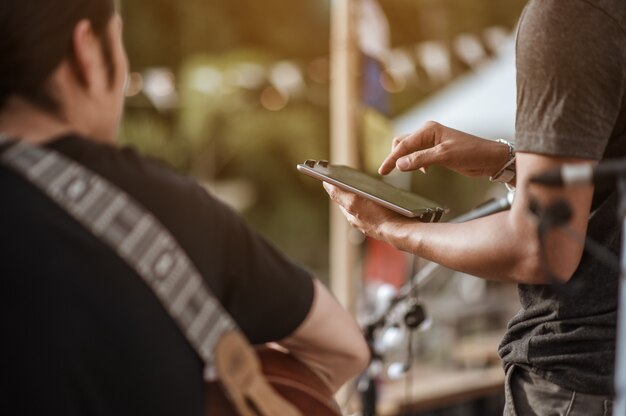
[503,366,614,416]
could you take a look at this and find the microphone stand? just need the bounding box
[614,176,626,416]
[358,192,513,416]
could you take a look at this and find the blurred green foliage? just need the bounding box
[119,0,526,277]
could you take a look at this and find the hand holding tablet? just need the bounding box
[297,159,446,223]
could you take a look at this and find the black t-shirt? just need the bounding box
[498,0,626,395]
[0,135,314,415]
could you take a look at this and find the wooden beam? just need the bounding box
[330,0,360,312]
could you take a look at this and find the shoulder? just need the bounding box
[582,0,626,32]
[48,135,238,280]
[516,0,626,87]
[519,0,626,42]
[49,136,198,196]
[515,0,626,159]
[48,135,215,211]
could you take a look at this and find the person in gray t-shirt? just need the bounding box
[499,0,625,407]
[322,0,626,414]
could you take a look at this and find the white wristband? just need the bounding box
[489,139,516,184]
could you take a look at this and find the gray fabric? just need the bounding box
[498,0,626,396]
[504,366,614,416]
[513,0,626,161]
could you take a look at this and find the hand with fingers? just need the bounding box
[323,182,410,245]
[378,121,512,178]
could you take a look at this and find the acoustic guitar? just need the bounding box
[205,345,342,415]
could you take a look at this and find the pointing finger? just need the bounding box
[396,147,443,172]
[379,122,440,175]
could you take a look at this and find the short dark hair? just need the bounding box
[0,0,116,113]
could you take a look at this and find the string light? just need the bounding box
[227,63,266,90]
[125,72,144,97]
[143,68,178,110]
[191,66,223,95]
[260,85,289,111]
[308,57,331,84]
[379,70,406,93]
[127,27,511,110]
[270,61,304,97]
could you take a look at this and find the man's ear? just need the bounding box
[70,20,105,92]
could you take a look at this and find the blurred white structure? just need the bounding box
[394,37,516,141]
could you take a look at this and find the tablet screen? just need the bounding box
[298,160,445,221]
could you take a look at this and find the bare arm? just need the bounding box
[277,279,370,393]
[325,150,595,284]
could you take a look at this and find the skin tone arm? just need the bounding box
[277,279,371,393]
[325,122,595,285]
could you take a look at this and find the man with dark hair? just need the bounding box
[0,1,369,414]
[0,0,116,112]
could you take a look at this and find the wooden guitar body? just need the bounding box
[205,346,342,415]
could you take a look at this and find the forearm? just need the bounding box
[278,280,370,393]
[378,211,540,283]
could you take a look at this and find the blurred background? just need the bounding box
[119,1,528,414]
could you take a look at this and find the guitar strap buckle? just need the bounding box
[214,332,302,416]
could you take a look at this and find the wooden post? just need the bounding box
[330,0,360,313]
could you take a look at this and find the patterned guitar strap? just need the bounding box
[0,136,301,416]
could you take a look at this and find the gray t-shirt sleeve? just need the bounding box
[515,0,626,160]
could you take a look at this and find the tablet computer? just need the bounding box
[297,159,446,222]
